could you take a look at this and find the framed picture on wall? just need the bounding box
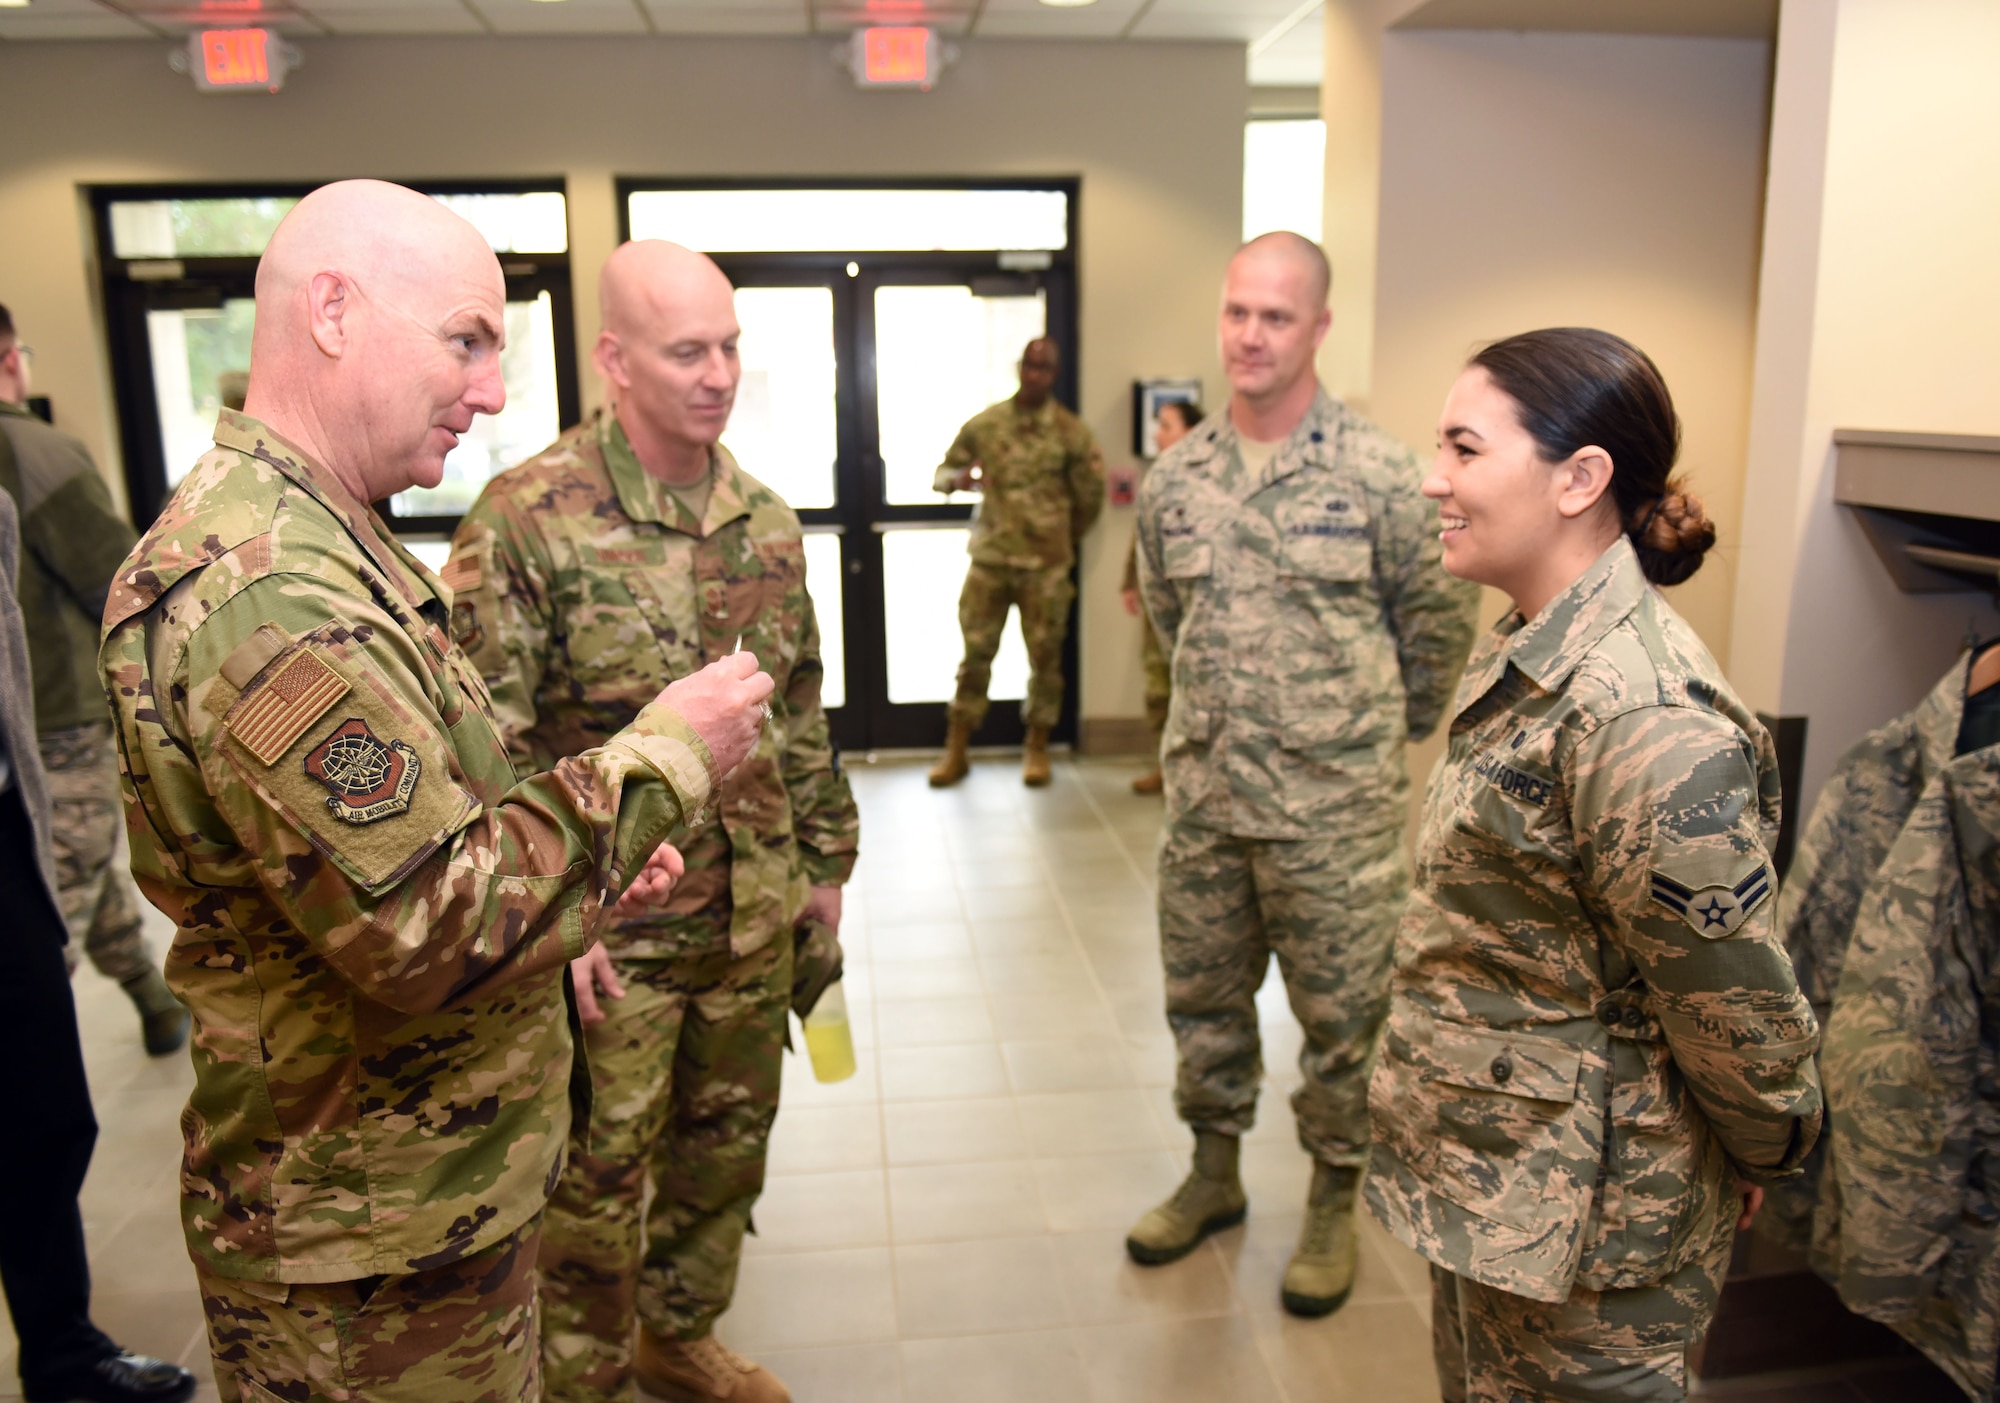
[1133,378,1203,458]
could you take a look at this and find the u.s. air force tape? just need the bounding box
[1649,862,1772,938]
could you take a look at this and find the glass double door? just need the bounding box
[721,259,1078,753]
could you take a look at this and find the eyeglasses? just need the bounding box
[2,344,30,366]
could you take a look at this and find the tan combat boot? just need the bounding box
[1130,767,1163,795]
[1022,726,1053,787]
[635,1329,791,1403]
[1281,1161,1362,1317]
[928,718,972,788]
[1126,1130,1247,1265]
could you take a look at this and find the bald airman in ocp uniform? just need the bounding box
[99,181,773,1403]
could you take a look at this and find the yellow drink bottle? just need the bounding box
[803,979,857,1083]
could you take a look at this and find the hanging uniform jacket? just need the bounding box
[1790,654,2000,1402]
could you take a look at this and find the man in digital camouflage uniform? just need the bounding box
[928,336,1104,788]
[1129,232,1478,1315]
[0,304,185,1055]
[99,182,773,1403]
[447,239,858,1403]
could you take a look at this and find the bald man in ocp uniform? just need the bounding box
[99,182,775,1403]
[446,240,857,1403]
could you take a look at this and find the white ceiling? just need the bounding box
[0,0,1330,86]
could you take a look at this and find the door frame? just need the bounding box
[614,176,1083,752]
[89,178,580,533]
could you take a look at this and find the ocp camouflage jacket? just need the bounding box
[1366,539,1823,1303]
[101,410,717,1282]
[1796,654,2000,1402]
[1134,388,1477,840]
[447,411,858,962]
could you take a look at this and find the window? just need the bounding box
[1244,118,1326,244]
[627,186,1070,254]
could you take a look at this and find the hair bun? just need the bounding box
[1630,479,1715,586]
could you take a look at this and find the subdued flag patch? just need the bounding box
[226,646,350,766]
[438,552,482,594]
[1650,862,1772,938]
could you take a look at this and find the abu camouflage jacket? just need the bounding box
[1792,654,2000,1402]
[101,410,717,1283]
[1366,539,1823,1304]
[1134,388,1478,840]
[447,411,858,961]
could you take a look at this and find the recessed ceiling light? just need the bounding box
[0,1,32,10]
[1038,0,1100,7]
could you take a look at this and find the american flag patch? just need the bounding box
[227,647,351,767]
[438,553,482,594]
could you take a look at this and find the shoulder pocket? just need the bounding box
[212,631,477,893]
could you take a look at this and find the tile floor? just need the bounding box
[0,755,1967,1402]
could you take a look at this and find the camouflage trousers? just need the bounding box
[1140,614,1171,735]
[197,1218,542,1403]
[539,937,790,1403]
[949,560,1074,731]
[1156,819,1408,1166]
[1429,1230,1732,1403]
[39,722,150,983]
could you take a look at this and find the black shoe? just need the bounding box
[24,1352,197,1403]
[141,1004,191,1057]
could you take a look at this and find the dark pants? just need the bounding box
[0,783,115,1387]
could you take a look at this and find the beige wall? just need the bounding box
[1731,0,2000,809]
[0,35,1246,730]
[1369,29,1773,812]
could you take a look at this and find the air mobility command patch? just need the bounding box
[304,717,421,824]
[1650,862,1773,938]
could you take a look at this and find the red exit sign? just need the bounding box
[850,26,939,90]
[185,28,297,93]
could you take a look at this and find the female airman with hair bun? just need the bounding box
[1364,327,1823,1403]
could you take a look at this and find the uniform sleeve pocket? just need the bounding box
[1425,1022,1585,1229]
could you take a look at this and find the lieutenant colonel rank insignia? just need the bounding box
[304,717,421,824]
[1649,863,1772,938]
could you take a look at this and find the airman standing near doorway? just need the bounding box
[929,336,1104,788]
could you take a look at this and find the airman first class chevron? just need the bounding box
[227,647,351,767]
[1649,862,1773,939]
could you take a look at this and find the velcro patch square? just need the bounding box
[226,647,350,766]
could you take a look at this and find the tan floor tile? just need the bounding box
[780,1043,881,1107]
[1257,1298,1441,1403]
[883,1097,1029,1167]
[765,1103,882,1176]
[1016,1089,1169,1157]
[1216,1210,1413,1323]
[893,1236,1069,1337]
[750,1341,904,1403]
[978,951,1098,997]
[719,1247,898,1352]
[959,885,1064,922]
[888,1161,1046,1242]
[86,1289,207,1373]
[869,922,975,963]
[1239,1139,1314,1219]
[1124,1031,1178,1088]
[900,1329,1092,1403]
[1034,1150,1181,1234]
[1084,947,1168,995]
[1003,1036,1139,1094]
[874,995,995,1047]
[743,1168,888,1254]
[862,863,958,893]
[968,918,1077,957]
[986,990,1119,1042]
[1073,1316,1285,1403]
[1359,1210,1438,1306]
[870,959,986,1000]
[1051,1230,1238,1326]
[951,860,1048,891]
[867,888,967,925]
[1104,985,1169,1039]
[879,1043,1010,1102]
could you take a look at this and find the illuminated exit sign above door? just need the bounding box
[176,28,301,93]
[848,26,943,90]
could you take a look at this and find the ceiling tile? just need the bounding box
[1134,0,1305,40]
[1248,10,1319,84]
[306,6,487,34]
[642,7,808,34]
[0,10,159,38]
[468,0,648,34]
